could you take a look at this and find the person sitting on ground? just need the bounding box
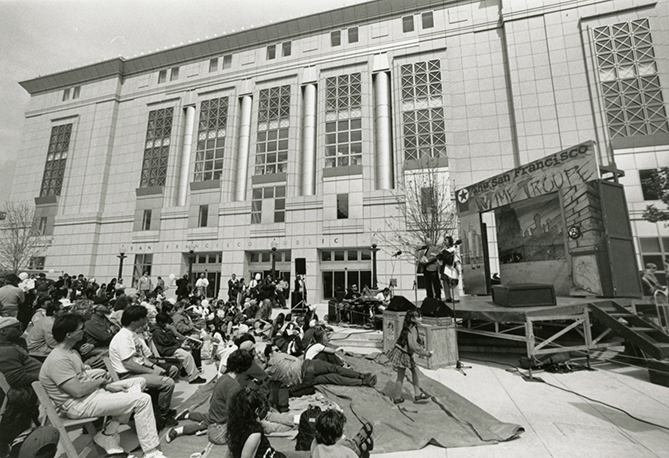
[264,344,376,390]
[226,384,306,458]
[39,313,168,458]
[311,409,374,458]
[169,349,294,445]
[26,300,61,358]
[150,313,205,384]
[304,328,344,366]
[109,305,178,430]
[168,300,203,371]
[0,317,42,456]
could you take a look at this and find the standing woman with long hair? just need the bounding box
[386,309,433,404]
[226,386,308,458]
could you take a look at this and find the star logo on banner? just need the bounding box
[457,189,469,204]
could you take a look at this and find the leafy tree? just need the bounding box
[377,157,458,262]
[0,202,49,273]
[641,168,669,224]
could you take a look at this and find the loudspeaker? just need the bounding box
[295,258,306,275]
[420,297,453,317]
[387,295,416,312]
[492,283,556,307]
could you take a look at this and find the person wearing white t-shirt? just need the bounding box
[304,328,344,366]
[109,305,178,430]
[194,273,209,299]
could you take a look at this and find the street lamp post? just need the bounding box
[117,245,127,282]
[371,243,379,290]
[187,242,197,289]
[270,239,278,279]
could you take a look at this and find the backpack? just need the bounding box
[295,405,322,451]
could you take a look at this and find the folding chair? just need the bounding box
[0,372,10,423]
[31,381,100,458]
[103,357,120,383]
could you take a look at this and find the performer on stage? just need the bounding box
[419,245,442,299]
[440,236,462,303]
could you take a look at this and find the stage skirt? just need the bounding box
[386,345,415,370]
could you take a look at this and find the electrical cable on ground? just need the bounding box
[461,356,669,432]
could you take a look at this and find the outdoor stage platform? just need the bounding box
[438,295,613,365]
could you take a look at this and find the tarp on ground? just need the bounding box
[161,352,523,456]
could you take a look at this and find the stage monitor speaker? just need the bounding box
[387,295,416,312]
[492,283,556,307]
[420,297,453,317]
[295,258,306,275]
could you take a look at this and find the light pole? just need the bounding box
[270,239,278,279]
[117,245,127,282]
[371,243,379,290]
[187,242,197,289]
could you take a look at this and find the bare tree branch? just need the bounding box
[377,157,458,262]
[0,202,49,273]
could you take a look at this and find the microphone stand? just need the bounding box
[449,269,470,376]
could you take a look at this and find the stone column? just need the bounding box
[374,71,393,190]
[235,95,253,201]
[301,83,317,196]
[178,105,195,206]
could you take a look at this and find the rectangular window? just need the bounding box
[170,67,179,81]
[322,251,332,262]
[331,30,341,47]
[640,169,662,200]
[140,107,173,187]
[593,19,669,140]
[282,42,292,57]
[209,58,218,72]
[38,217,48,236]
[401,60,446,161]
[255,85,290,175]
[72,86,81,99]
[194,97,228,182]
[28,257,46,271]
[222,54,232,69]
[402,15,414,33]
[337,194,349,219]
[334,250,345,261]
[422,11,434,29]
[251,188,262,224]
[250,186,285,224]
[158,70,167,84]
[62,88,70,101]
[324,73,362,168]
[198,205,209,227]
[40,123,72,197]
[348,250,358,261]
[132,254,153,289]
[274,186,285,223]
[142,209,152,231]
[267,44,276,60]
[421,187,436,215]
[348,27,358,43]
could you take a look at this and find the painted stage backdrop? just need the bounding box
[456,141,634,296]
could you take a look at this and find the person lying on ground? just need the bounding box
[264,344,376,390]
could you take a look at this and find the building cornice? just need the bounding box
[19,0,459,95]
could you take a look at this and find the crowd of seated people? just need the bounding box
[0,270,376,458]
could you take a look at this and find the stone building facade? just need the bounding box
[10,0,669,300]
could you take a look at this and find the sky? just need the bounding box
[0,0,371,205]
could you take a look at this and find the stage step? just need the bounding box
[590,302,669,361]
